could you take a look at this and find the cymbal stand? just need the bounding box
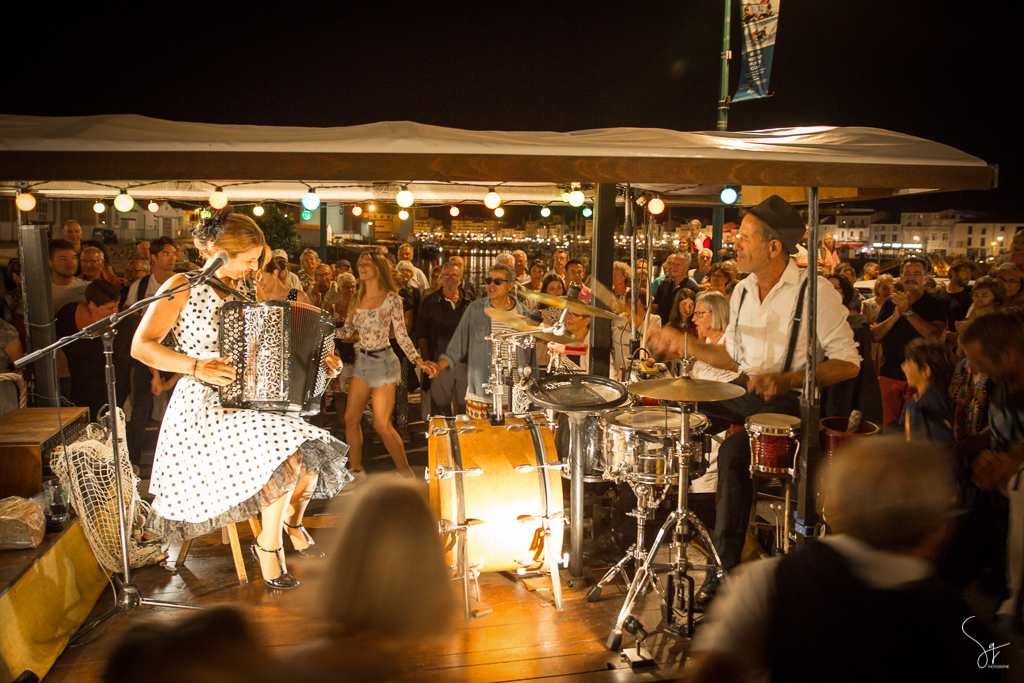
[605,401,725,650]
[586,481,669,602]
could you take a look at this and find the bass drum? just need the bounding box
[427,413,564,573]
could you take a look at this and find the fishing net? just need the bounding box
[51,407,166,572]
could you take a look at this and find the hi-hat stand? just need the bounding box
[15,276,214,640]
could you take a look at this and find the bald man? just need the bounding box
[80,246,119,286]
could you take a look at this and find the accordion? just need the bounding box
[218,300,335,415]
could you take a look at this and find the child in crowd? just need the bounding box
[894,337,957,446]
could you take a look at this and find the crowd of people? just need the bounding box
[6,206,1024,676]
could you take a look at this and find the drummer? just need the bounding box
[434,264,537,412]
[651,195,861,609]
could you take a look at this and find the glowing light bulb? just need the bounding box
[301,189,320,211]
[449,206,460,217]
[494,207,505,218]
[561,191,570,203]
[253,205,265,216]
[368,204,376,212]
[352,205,362,216]
[582,207,593,218]
[540,207,551,218]
[93,201,106,213]
[147,200,160,213]
[568,190,585,207]
[484,188,501,210]
[399,209,409,220]
[209,187,228,210]
[648,197,665,215]
[15,192,36,212]
[114,190,134,212]
[720,187,738,205]
[396,188,414,208]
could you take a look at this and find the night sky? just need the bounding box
[3,3,1014,217]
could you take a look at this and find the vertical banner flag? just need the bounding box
[734,1,782,103]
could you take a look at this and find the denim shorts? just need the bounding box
[353,347,401,388]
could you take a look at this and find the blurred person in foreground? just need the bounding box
[682,437,1019,683]
[283,480,454,683]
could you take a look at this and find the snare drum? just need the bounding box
[746,413,801,475]
[601,406,709,485]
[427,414,563,573]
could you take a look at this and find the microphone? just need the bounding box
[196,252,229,282]
[555,283,582,335]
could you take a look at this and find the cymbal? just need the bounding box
[516,288,619,320]
[484,307,539,332]
[484,308,580,344]
[626,376,746,402]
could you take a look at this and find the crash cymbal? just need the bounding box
[485,307,541,332]
[626,376,745,402]
[533,331,580,345]
[516,287,619,320]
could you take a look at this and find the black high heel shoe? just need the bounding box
[250,540,300,589]
[284,522,326,558]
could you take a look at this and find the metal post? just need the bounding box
[626,186,638,345]
[589,184,615,377]
[796,187,821,547]
[319,206,328,263]
[18,225,58,406]
[568,412,586,577]
[711,0,733,259]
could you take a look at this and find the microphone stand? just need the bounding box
[15,274,219,639]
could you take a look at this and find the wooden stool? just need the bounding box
[176,517,263,585]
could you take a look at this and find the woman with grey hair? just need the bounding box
[612,261,631,302]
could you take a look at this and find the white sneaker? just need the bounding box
[347,469,368,488]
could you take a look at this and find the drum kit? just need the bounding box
[424,288,806,648]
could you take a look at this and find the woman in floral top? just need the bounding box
[338,252,437,480]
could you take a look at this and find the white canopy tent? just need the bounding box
[0,114,996,206]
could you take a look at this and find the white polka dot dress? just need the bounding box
[146,278,351,541]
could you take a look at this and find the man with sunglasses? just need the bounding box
[434,264,536,412]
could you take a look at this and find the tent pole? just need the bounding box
[795,187,821,549]
[711,0,733,259]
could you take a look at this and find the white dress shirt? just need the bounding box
[725,259,860,376]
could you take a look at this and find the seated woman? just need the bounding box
[132,209,350,589]
[893,337,956,446]
[284,481,453,683]
[667,288,697,336]
[704,263,738,298]
[536,274,567,370]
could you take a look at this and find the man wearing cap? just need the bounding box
[652,195,861,609]
[335,259,352,276]
[271,249,303,291]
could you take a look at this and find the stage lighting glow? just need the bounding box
[568,190,585,207]
[209,187,228,209]
[720,187,739,204]
[253,205,265,216]
[114,191,134,212]
[93,201,106,213]
[352,205,363,216]
[399,209,410,220]
[147,200,160,213]
[449,206,460,217]
[582,207,593,218]
[15,192,36,212]
[648,197,665,215]
[494,207,505,218]
[301,189,320,211]
[541,207,551,217]
[396,188,414,208]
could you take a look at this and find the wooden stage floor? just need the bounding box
[43,492,700,682]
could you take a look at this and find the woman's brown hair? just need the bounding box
[193,208,267,269]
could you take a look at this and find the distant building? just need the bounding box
[949,221,1024,260]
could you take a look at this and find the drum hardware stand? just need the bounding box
[605,401,725,650]
[16,279,207,642]
[620,616,656,669]
[587,481,669,603]
[484,329,537,426]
